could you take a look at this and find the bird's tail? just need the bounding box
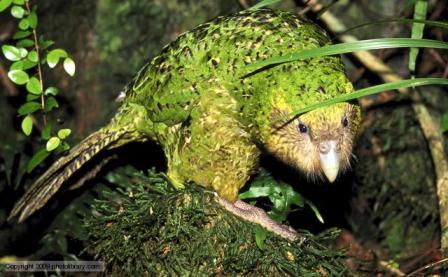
[8,126,137,223]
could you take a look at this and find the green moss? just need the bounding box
[83,170,351,276]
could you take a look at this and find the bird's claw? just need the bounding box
[218,198,306,243]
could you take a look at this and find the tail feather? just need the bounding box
[9,127,133,223]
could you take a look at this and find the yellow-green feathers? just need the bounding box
[9,9,361,222]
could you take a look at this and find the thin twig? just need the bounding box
[406,257,448,277]
[25,1,46,125]
[306,0,448,255]
[379,261,406,276]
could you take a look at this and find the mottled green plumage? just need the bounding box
[9,9,361,223]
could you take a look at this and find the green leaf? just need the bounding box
[18,47,27,58]
[246,38,448,72]
[26,77,42,94]
[46,48,68,68]
[254,225,267,250]
[63,57,76,76]
[57,128,72,139]
[8,69,29,85]
[27,10,37,29]
[10,60,23,70]
[250,0,281,10]
[44,86,59,96]
[442,113,448,133]
[285,78,448,118]
[22,59,37,70]
[44,96,59,112]
[18,18,29,30]
[305,199,324,224]
[21,115,33,136]
[268,209,287,223]
[26,93,40,101]
[286,189,304,208]
[16,38,34,48]
[343,18,448,37]
[0,0,12,12]
[11,5,24,18]
[11,60,38,73]
[39,38,54,50]
[239,185,276,199]
[41,123,52,140]
[46,137,61,151]
[12,30,31,39]
[18,101,41,115]
[27,50,38,62]
[409,0,428,73]
[12,0,24,4]
[27,148,50,173]
[2,45,22,61]
[61,141,70,151]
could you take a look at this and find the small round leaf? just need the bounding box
[27,50,38,62]
[18,101,41,115]
[22,59,37,70]
[17,39,34,48]
[10,5,24,18]
[41,123,52,140]
[2,45,21,61]
[18,47,28,58]
[26,93,40,101]
[26,77,42,95]
[10,60,24,70]
[8,69,29,85]
[39,39,54,50]
[61,142,70,151]
[44,96,59,112]
[27,11,38,29]
[0,0,12,12]
[46,136,61,151]
[21,115,33,136]
[13,30,31,40]
[63,57,75,76]
[18,18,29,30]
[44,86,59,96]
[46,49,68,68]
[57,128,72,139]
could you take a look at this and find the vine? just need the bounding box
[0,0,75,172]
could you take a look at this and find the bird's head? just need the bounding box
[264,102,361,182]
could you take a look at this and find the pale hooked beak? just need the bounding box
[319,140,340,183]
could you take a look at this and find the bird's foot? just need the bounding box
[218,198,306,243]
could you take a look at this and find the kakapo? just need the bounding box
[9,9,361,240]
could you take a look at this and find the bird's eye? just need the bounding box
[342,116,349,127]
[298,123,308,133]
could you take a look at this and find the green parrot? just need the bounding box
[9,9,361,241]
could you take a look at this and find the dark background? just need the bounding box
[0,0,447,273]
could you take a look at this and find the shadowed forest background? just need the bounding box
[0,0,447,275]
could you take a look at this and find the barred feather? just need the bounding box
[8,127,133,223]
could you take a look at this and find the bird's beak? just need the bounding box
[319,140,340,183]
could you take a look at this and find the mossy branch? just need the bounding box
[82,170,351,276]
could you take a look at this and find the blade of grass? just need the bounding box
[409,0,428,73]
[245,38,448,72]
[250,0,282,10]
[340,18,448,38]
[279,78,448,119]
